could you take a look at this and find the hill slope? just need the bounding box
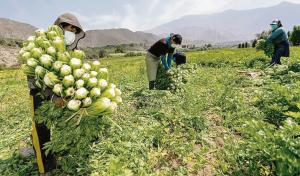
[79,28,160,47]
[0,18,159,47]
[148,2,300,43]
[0,18,37,40]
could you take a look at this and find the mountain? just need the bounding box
[148,2,300,43]
[0,18,37,40]
[79,28,159,47]
[0,18,159,48]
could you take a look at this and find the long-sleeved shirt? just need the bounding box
[148,37,175,70]
[267,27,289,45]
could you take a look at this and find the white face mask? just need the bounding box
[64,31,76,46]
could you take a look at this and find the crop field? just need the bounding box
[1,48,300,175]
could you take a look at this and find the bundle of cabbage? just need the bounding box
[18,25,122,117]
[156,64,197,93]
[256,39,274,58]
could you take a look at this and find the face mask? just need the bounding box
[271,24,278,31]
[64,31,76,46]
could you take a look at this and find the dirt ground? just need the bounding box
[0,45,20,68]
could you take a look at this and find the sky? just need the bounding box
[1,0,300,31]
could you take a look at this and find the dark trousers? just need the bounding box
[270,41,290,65]
[270,47,284,65]
[30,91,56,173]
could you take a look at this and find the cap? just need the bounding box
[270,19,280,25]
[172,34,182,45]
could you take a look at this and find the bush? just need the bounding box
[115,45,125,53]
[124,52,143,57]
[290,25,300,46]
[98,49,107,58]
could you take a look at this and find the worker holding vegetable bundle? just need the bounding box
[267,19,290,65]
[146,34,182,89]
[26,13,85,175]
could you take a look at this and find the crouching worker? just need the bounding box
[27,13,85,175]
[267,19,290,66]
[145,34,182,89]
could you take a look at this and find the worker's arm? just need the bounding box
[267,28,284,43]
[167,53,173,69]
[161,54,170,70]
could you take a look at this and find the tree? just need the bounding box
[290,25,300,46]
[206,43,212,48]
[241,43,245,48]
[238,44,242,48]
[252,39,257,48]
[245,42,249,48]
[115,45,125,53]
[98,49,107,58]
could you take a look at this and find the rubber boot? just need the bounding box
[149,81,156,90]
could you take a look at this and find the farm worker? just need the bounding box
[266,19,290,65]
[146,34,182,89]
[26,13,85,175]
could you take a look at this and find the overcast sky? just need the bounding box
[1,0,300,31]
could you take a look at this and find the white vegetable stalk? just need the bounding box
[67,99,81,111]
[106,102,118,114]
[73,69,85,79]
[35,29,46,37]
[115,88,122,96]
[43,72,60,87]
[47,31,58,40]
[27,36,36,42]
[108,83,116,89]
[39,54,53,68]
[31,48,43,59]
[21,52,31,63]
[82,63,91,71]
[25,42,36,51]
[71,50,85,60]
[75,87,89,100]
[91,60,101,71]
[57,52,71,63]
[75,79,85,89]
[53,61,63,72]
[65,87,75,97]
[87,77,98,88]
[53,84,63,96]
[27,58,38,68]
[53,37,66,52]
[46,46,56,57]
[60,64,72,76]
[97,68,108,80]
[82,97,92,107]
[101,87,116,99]
[63,75,75,87]
[90,71,98,77]
[90,87,101,98]
[82,73,91,82]
[113,96,123,105]
[97,79,108,90]
[70,58,82,69]
[86,97,111,116]
[35,66,46,77]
